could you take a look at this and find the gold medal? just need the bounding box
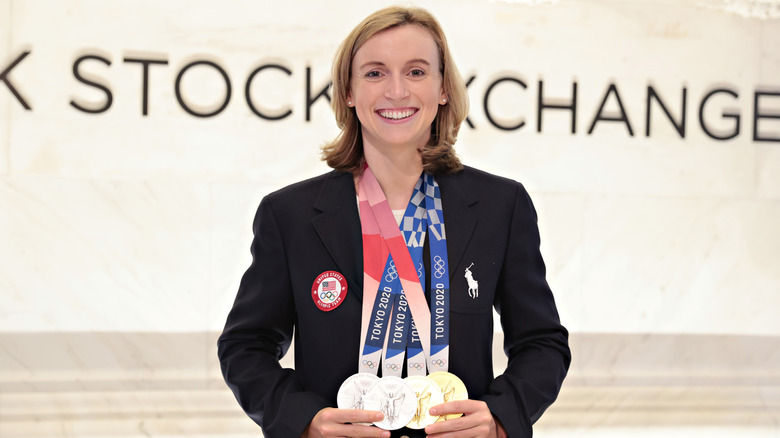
[427,371,468,421]
[403,375,444,429]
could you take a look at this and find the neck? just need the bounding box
[362,144,424,210]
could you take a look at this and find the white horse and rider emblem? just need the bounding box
[464,263,479,299]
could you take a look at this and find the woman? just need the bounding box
[218,6,570,438]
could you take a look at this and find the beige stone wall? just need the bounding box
[1,0,779,436]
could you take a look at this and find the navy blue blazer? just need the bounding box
[218,166,570,437]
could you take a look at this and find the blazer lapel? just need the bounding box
[437,169,478,277]
[311,171,365,302]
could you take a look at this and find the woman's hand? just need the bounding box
[302,407,391,438]
[424,400,507,438]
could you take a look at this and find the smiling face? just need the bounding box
[348,24,446,155]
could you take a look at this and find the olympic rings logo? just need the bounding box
[431,358,447,367]
[408,362,424,370]
[320,290,336,301]
[384,261,398,283]
[385,363,399,371]
[361,360,376,369]
[433,255,446,278]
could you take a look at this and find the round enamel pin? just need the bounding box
[311,270,347,311]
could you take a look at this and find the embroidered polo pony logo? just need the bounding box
[464,263,479,299]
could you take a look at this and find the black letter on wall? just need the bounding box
[484,77,526,131]
[245,64,293,120]
[646,86,686,138]
[588,83,634,136]
[70,55,113,114]
[538,80,577,134]
[175,60,232,118]
[753,90,780,142]
[123,57,169,116]
[1,51,32,110]
[306,66,331,122]
[699,88,740,141]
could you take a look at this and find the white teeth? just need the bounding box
[379,109,414,120]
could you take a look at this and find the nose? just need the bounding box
[385,74,409,101]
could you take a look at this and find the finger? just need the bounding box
[311,409,390,437]
[425,413,482,435]
[429,399,485,416]
[316,423,390,438]
[426,401,493,436]
[344,423,392,438]
[324,408,385,425]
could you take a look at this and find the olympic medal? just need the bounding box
[427,371,469,421]
[363,376,417,430]
[337,373,380,425]
[337,373,380,410]
[403,375,444,429]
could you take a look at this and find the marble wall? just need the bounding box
[1,0,779,436]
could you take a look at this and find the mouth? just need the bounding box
[377,108,417,120]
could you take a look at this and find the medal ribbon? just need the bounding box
[424,174,451,373]
[384,179,426,376]
[357,166,450,375]
[357,180,391,375]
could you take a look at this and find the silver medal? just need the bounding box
[362,376,417,430]
[337,373,380,426]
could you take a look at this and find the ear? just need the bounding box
[346,90,354,107]
[440,87,447,106]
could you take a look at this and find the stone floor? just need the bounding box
[2,331,778,437]
[2,384,778,437]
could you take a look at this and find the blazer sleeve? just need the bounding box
[481,183,571,437]
[217,196,331,437]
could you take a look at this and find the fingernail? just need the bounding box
[375,412,384,421]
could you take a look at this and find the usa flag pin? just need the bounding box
[311,271,347,312]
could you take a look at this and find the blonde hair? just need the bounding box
[321,6,468,175]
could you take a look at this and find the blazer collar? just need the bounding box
[311,171,364,300]
[310,168,479,302]
[436,168,479,274]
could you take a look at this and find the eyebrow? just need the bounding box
[357,59,432,70]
